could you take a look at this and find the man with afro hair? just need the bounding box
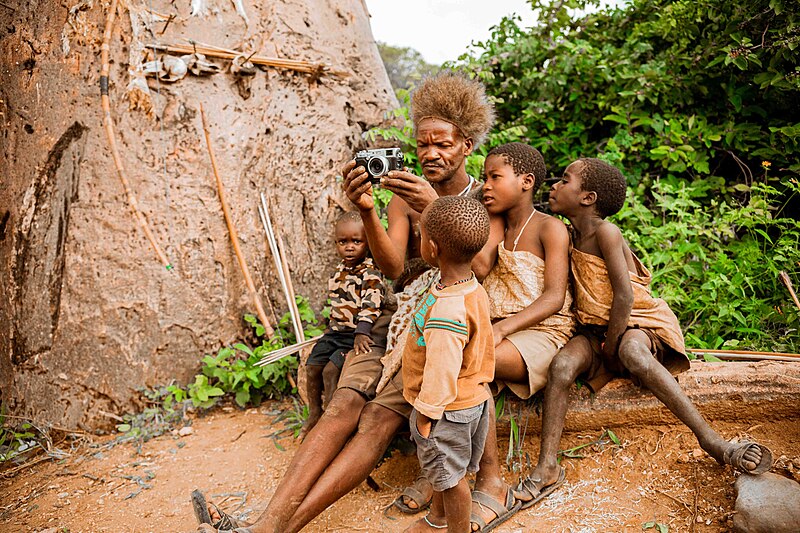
[194,73,496,533]
[513,158,773,512]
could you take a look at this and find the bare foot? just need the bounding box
[403,514,448,532]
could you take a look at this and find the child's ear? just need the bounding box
[428,238,439,259]
[581,190,598,207]
[521,172,535,192]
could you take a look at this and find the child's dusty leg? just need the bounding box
[471,396,512,530]
[442,478,471,533]
[617,330,762,470]
[305,364,325,432]
[321,361,341,408]
[517,337,593,500]
[403,492,446,532]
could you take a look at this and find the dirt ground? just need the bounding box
[2,399,799,533]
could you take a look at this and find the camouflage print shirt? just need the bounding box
[328,257,386,337]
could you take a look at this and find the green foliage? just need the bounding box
[616,178,800,351]
[115,386,188,442]
[559,429,622,459]
[0,413,39,462]
[162,297,324,411]
[378,42,440,92]
[643,521,669,533]
[462,0,799,175]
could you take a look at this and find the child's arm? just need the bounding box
[492,217,570,345]
[596,222,634,362]
[472,214,505,281]
[344,159,412,279]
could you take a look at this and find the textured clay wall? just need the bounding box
[0,0,396,429]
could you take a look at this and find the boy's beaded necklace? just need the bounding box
[435,273,474,291]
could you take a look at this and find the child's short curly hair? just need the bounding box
[335,211,362,227]
[487,142,547,195]
[411,71,495,148]
[577,158,627,218]
[421,196,489,262]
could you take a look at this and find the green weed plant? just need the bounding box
[162,296,324,412]
[369,0,799,352]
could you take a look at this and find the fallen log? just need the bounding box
[498,361,800,435]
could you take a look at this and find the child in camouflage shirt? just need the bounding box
[303,212,387,437]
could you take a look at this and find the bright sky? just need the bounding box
[364,0,538,65]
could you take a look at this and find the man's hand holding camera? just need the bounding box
[381,169,438,214]
[342,160,375,212]
[342,147,438,215]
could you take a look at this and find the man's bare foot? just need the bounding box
[403,514,448,532]
[397,475,434,512]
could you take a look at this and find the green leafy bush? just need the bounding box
[164,297,324,410]
[368,0,800,351]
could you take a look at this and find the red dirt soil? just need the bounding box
[2,399,798,533]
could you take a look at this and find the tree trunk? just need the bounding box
[0,0,396,430]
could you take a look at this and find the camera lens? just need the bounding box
[368,157,388,177]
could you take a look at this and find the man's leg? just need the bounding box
[283,402,406,532]
[617,330,763,471]
[516,336,594,502]
[246,388,367,532]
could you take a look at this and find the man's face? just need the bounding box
[415,118,473,184]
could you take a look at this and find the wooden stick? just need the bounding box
[688,349,800,363]
[255,336,322,367]
[276,231,305,343]
[145,42,336,75]
[257,200,297,339]
[259,193,304,342]
[779,271,800,312]
[199,104,274,338]
[101,0,172,271]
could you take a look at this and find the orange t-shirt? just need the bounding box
[401,276,495,420]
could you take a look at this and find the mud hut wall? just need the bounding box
[0,0,397,429]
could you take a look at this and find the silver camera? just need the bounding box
[355,148,404,185]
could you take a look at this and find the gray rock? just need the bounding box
[734,472,800,532]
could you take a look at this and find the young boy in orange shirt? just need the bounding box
[402,196,495,532]
[514,158,773,509]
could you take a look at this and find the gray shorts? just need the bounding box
[409,399,490,491]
